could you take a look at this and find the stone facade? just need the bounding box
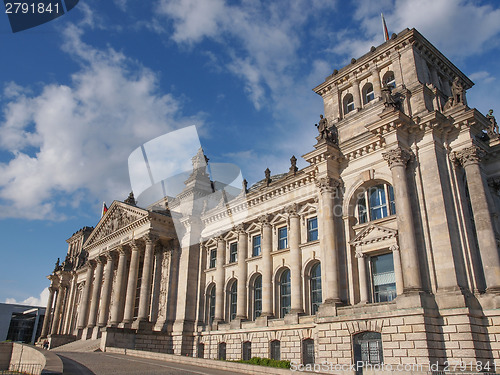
[40,28,500,373]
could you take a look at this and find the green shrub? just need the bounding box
[231,356,291,369]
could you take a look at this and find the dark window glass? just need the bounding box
[345,94,355,113]
[218,342,226,360]
[369,185,388,220]
[254,275,262,319]
[243,341,252,361]
[230,281,237,320]
[278,227,288,249]
[388,185,396,215]
[302,339,315,365]
[197,343,204,358]
[364,83,374,104]
[383,72,396,88]
[358,195,367,224]
[307,217,318,242]
[252,235,261,257]
[310,263,322,314]
[229,242,238,263]
[353,331,383,372]
[210,249,216,268]
[280,269,291,318]
[371,253,397,302]
[209,286,216,323]
[270,340,281,361]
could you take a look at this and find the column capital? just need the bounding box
[382,147,411,169]
[315,177,341,194]
[144,233,159,244]
[258,214,271,227]
[355,252,366,259]
[285,203,299,218]
[215,235,226,244]
[116,246,129,256]
[235,223,247,235]
[451,145,486,167]
[86,259,97,269]
[105,252,116,262]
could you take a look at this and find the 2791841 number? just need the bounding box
[5,2,60,14]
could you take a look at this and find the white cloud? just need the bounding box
[0,24,204,220]
[469,71,496,84]
[330,0,500,61]
[5,288,49,307]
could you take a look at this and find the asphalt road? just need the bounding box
[56,352,246,375]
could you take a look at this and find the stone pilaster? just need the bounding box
[454,146,500,292]
[382,147,422,293]
[98,253,115,327]
[77,261,95,329]
[137,234,157,322]
[87,258,104,328]
[150,246,164,323]
[40,285,56,338]
[214,236,225,323]
[352,80,361,110]
[236,225,248,320]
[371,69,382,98]
[356,253,368,304]
[316,177,342,305]
[110,247,128,326]
[287,204,303,314]
[390,244,404,296]
[260,215,274,317]
[123,241,141,324]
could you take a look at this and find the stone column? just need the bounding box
[352,80,361,109]
[62,274,77,334]
[77,262,95,329]
[455,146,500,292]
[98,253,114,327]
[214,236,226,322]
[287,204,303,314]
[356,253,368,304]
[260,215,274,317]
[236,225,248,319]
[382,147,422,292]
[371,69,382,98]
[110,247,128,326]
[390,244,404,296]
[150,247,164,323]
[123,241,141,324]
[137,235,156,322]
[51,284,67,335]
[40,285,56,338]
[316,177,342,304]
[87,258,104,328]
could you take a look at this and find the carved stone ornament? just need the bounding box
[389,244,400,252]
[285,203,299,217]
[315,177,341,193]
[452,146,486,167]
[265,168,271,186]
[382,147,411,169]
[289,155,298,175]
[258,214,271,226]
[94,206,141,242]
[354,252,365,259]
[144,233,159,245]
[235,224,246,234]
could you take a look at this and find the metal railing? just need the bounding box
[4,363,43,375]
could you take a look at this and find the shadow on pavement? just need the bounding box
[57,354,96,375]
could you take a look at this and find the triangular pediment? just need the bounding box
[84,201,149,247]
[298,202,317,216]
[350,224,397,247]
[245,222,261,233]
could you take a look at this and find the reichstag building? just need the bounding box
[39,28,500,372]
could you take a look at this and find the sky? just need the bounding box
[1,0,500,307]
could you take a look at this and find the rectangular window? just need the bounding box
[370,253,397,303]
[307,217,318,242]
[270,340,281,361]
[209,249,216,268]
[278,227,288,249]
[252,235,261,257]
[243,341,252,361]
[229,242,238,263]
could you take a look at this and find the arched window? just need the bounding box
[242,341,252,361]
[362,83,375,104]
[302,338,315,365]
[356,184,395,224]
[280,269,291,318]
[229,281,237,321]
[208,285,216,324]
[344,94,355,114]
[253,275,262,319]
[353,332,383,366]
[383,71,396,89]
[270,340,281,360]
[218,342,226,360]
[310,263,322,314]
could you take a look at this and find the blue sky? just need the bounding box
[1,0,500,306]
